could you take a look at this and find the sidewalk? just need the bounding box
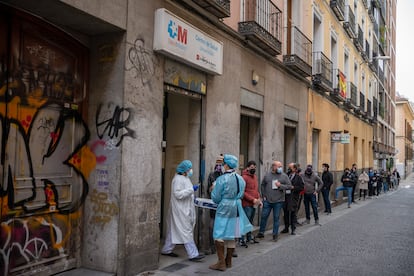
[60,173,412,276]
[142,173,414,276]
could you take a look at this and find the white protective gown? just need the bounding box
[167,174,196,244]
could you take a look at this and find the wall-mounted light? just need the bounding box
[252,71,259,85]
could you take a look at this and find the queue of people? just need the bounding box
[161,156,400,271]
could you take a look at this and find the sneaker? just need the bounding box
[304,219,310,225]
[315,220,319,225]
[256,232,264,239]
[272,235,278,242]
[239,240,248,248]
[348,205,351,208]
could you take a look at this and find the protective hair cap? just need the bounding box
[223,154,238,169]
[176,160,192,173]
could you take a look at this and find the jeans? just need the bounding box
[321,189,331,213]
[303,193,319,221]
[242,206,256,241]
[335,186,353,206]
[259,200,284,235]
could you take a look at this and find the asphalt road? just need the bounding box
[226,181,414,276]
[151,175,414,276]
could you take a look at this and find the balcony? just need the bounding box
[330,68,347,103]
[312,51,333,92]
[369,57,378,73]
[378,67,384,84]
[192,0,231,18]
[330,0,345,21]
[354,25,364,52]
[363,40,370,62]
[343,6,356,39]
[239,0,282,56]
[344,81,358,111]
[283,26,312,77]
[368,2,375,22]
[362,0,368,9]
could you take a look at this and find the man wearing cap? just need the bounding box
[161,160,205,262]
[209,154,253,271]
[302,164,324,225]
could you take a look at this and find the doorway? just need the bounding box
[284,121,298,169]
[161,91,202,239]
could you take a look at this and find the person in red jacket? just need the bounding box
[239,161,262,247]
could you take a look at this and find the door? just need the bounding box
[1,5,88,275]
[161,91,201,239]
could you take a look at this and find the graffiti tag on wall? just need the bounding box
[89,189,119,228]
[96,102,136,148]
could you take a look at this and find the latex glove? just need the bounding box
[193,185,199,191]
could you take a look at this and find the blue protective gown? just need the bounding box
[212,171,253,240]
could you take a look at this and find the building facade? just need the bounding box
[0,0,311,275]
[0,0,398,275]
[395,95,414,178]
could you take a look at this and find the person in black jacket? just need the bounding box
[350,163,358,203]
[334,168,353,208]
[281,163,304,235]
[321,163,333,214]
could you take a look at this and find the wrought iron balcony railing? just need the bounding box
[330,0,345,21]
[283,26,312,77]
[367,99,372,117]
[360,92,365,111]
[378,67,385,84]
[373,96,378,118]
[312,51,333,92]
[192,0,231,18]
[362,0,368,9]
[369,57,378,73]
[330,68,347,102]
[354,25,364,52]
[348,81,358,108]
[344,5,356,38]
[239,0,282,56]
[363,40,370,61]
[368,4,375,23]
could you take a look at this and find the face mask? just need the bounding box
[287,168,292,175]
[215,164,222,173]
[305,168,312,175]
[249,169,256,175]
[187,169,193,178]
[276,167,283,174]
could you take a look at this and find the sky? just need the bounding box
[396,1,414,101]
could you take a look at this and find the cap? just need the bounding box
[176,160,192,173]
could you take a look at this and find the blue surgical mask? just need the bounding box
[276,167,283,174]
[187,169,193,178]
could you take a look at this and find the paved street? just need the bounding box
[149,174,414,276]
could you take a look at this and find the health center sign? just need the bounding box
[153,8,223,75]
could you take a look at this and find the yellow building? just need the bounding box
[304,0,394,173]
[395,95,414,178]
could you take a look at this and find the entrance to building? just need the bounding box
[0,4,88,275]
[161,91,202,239]
[284,121,298,168]
[239,112,261,225]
